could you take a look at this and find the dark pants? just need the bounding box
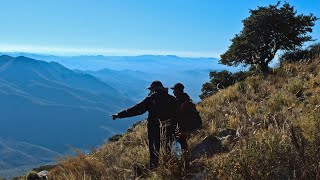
[179,136,188,150]
[178,131,189,150]
[147,122,173,169]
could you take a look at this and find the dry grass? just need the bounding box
[49,58,320,179]
[197,58,320,179]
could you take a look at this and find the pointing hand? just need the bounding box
[111,114,119,120]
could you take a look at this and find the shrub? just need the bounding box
[280,48,309,63]
[200,70,251,100]
[280,43,320,63]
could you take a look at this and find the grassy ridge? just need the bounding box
[199,59,320,179]
[49,58,320,179]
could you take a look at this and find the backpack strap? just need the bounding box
[180,99,194,112]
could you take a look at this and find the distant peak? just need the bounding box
[137,54,179,58]
[15,56,36,61]
[165,55,179,58]
[97,68,113,72]
[0,54,14,60]
[16,55,33,60]
[11,56,44,65]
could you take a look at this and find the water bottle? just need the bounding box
[171,137,182,160]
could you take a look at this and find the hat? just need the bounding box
[171,83,184,91]
[147,81,165,91]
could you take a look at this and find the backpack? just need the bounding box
[179,100,202,132]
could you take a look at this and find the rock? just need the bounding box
[191,172,209,180]
[216,128,237,137]
[220,134,238,150]
[186,130,241,179]
[108,134,123,142]
[190,128,238,160]
[37,170,49,179]
[221,134,235,142]
[190,135,224,160]
[26,171,40,180]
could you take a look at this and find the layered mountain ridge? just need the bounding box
[0,55,136,155]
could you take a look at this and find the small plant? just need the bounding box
[286,78,304,95]
[237,81,247,94]
[267,92,293,112]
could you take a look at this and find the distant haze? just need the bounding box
[1,52,240,101]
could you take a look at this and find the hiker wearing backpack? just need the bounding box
[171,83,202,150]
[112,81,178,169]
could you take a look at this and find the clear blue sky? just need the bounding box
[0,0,319,57]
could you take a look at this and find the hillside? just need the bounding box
[47,57,320,179]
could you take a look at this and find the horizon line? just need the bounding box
[0,44,221,59]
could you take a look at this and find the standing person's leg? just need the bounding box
[180,131,190,173]
[179,131,188,150]
[165,124,174,153]
[148,124,160,169]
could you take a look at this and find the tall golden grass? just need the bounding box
[49,58,320,179]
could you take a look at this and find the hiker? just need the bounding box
[171,83,190,150]
[171,83,202,151]
[171,83,190,108]
[112,80,178,169]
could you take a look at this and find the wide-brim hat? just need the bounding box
[171,83,184,91]
[147,80,166,91]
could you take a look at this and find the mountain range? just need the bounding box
[0,138,59,169]
[0,55,139,160]
[0,53,237,177]
[1,53,239,101]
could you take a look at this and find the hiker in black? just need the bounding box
[171,83,190,150]
[112,81,178,169]
[172,83,190,108]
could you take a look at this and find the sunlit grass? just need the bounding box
[49,58,320,179]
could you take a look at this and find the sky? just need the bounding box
[0,0,319,58]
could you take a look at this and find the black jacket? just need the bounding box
[176,92,190,108]
[176,92,192,131]
[117,90,178,125]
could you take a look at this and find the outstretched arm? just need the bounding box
[112,97,150,120]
